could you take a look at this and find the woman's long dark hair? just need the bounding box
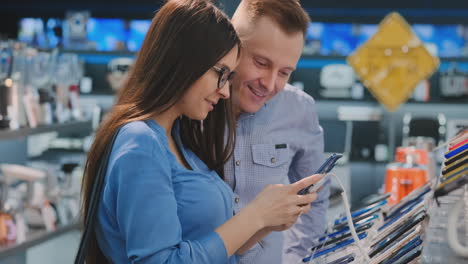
[81,0,240,262]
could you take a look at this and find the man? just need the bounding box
[224,1,329,263]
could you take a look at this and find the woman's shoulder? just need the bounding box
[120,120,157,137]
[115,120,168,156]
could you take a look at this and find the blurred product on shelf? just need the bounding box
[337,106,382,121]
[320,64,355,98]
[0,41,87,131]
[0,212,16,246]
[402,112,447,165]
[384,147,429,205]
[0,161,83,248]
[446,119,468,142]
[106,57,134,92]
[439,63,468,98]
[411,79,431,102]
[63,11,90,50]
[0,42,13,129]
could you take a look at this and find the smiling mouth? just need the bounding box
[247,84,267,98]
[205,99,216,108]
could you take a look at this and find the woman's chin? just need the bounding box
[187,112,208,121]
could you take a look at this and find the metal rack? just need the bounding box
[0,121,92,141]
[0,222,80,260]
[0,121,91,263]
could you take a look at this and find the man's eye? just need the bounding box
[279,71,290,77]
[256,60,267,67]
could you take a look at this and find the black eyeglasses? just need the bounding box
[213,65,236,89]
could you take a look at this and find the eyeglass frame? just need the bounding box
[212,65,236,89]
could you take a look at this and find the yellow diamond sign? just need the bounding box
[347,12,440,112]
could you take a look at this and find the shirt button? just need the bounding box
[235,160,241,166]
[271,157,276,164]
[235,197,240,203]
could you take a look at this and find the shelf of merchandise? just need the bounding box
[0,222,80,259]
[297,55,468,70]
[0,121,92,141]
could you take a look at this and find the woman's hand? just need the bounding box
[264,200,313,232]
[245,174,322,229]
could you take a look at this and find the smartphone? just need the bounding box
[445,149,468,166]
[370,212,425,252]
[370,224,420,258]
[373,210,424,246]
[313,222,374,251]
[449,132,468,150]
[361,193,391,207]
[382,239,422,264]
[380,202,424,232]
[442,156,468,176]
[444,142,468,159]
[392,246,422,264]
[441,165,468,184]
[384,185,430,221]
[298,153,343,195]
[449,138,468,151]
[310,232,368,260]
[335,200,387,225]
[371,225,421,263]
[321,214,378,242]
[440,165,468,188]
[333,207,381,230]
[434,174,468,199]
[439,167,468,187]
[326,253,355,264]
[375,206,425,243]
[383,196,423,226]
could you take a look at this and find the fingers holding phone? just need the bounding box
[268,202,313,232]
[247,176,321,229]
[297,153,342,195]
[289,173,323,195]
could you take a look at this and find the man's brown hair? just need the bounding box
[239,0,310,37]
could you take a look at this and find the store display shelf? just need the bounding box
[38,48,135,56]
[0,121,92,141]
[0,222,80,259]
[297,55,468,70]
[35,48,136,64]
[300,54,468,61]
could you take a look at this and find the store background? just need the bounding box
[0,0,468,263]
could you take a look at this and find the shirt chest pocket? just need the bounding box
[251,143,291,168]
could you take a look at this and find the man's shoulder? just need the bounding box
[274,83,316,107]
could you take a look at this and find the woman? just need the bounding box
[81,0,321,263]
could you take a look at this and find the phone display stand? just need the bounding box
[303,178,437,264]
[465,184,468,255]
[302,133,468,264]
[421,186,467,263]
[303,185,431,264]
[421,131,468,263]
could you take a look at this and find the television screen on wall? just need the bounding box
[305,22,467,58]
[87,18,128,51]
[18,18,48,48]
[127,19,151,52]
